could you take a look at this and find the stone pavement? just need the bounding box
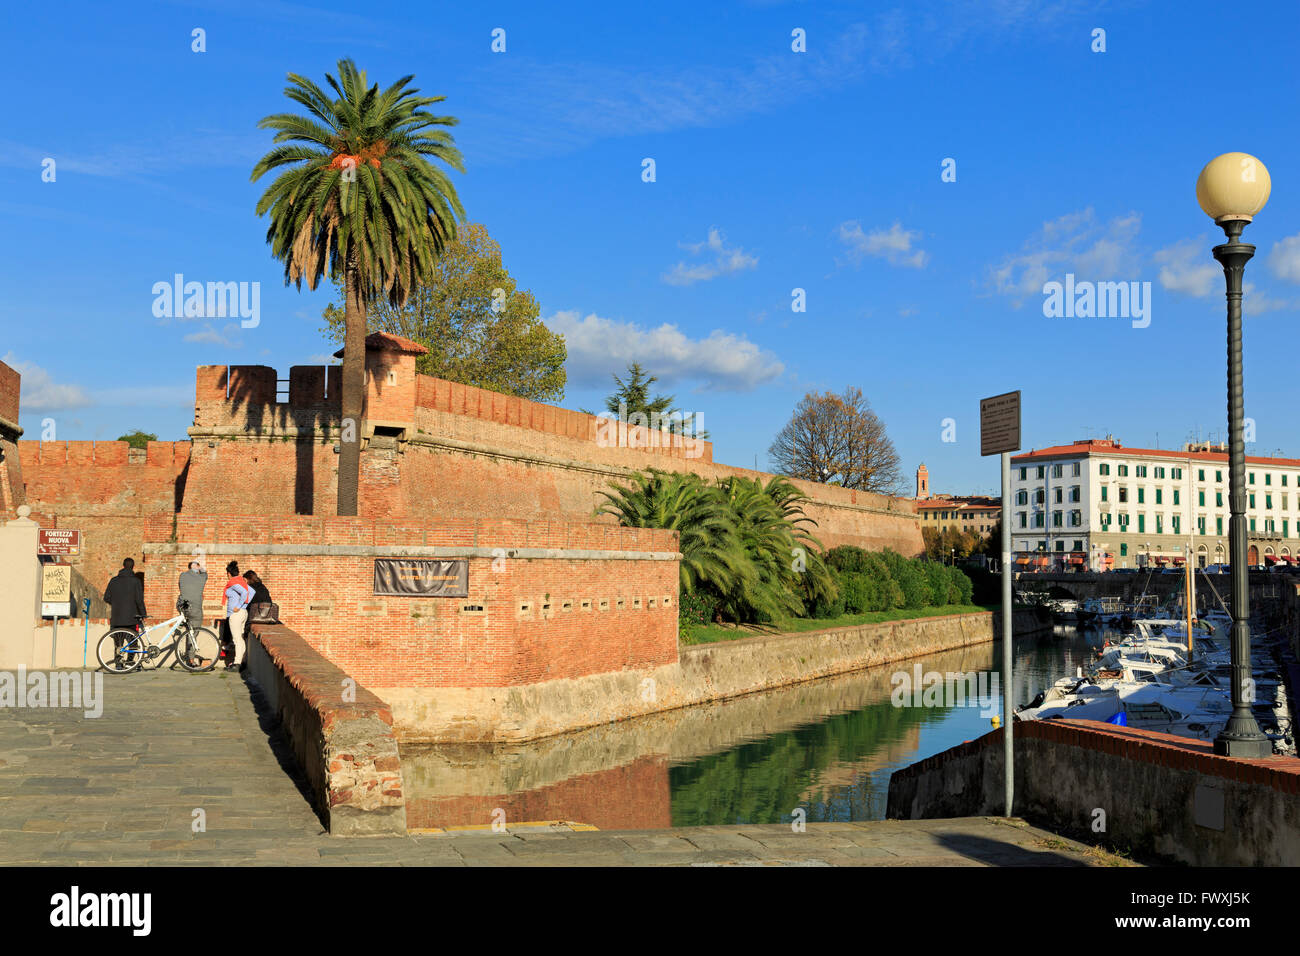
[0,669,1126,866]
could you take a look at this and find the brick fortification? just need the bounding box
[178,336,922,552]
[0,361,23,517]
[17,335,921,601]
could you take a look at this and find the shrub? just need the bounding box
[840,573,880,614]
[948,566,974,604]
[923,562,952,605]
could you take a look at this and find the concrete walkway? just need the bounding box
[0,670,1125,866]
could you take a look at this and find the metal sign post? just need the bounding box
[981,390,1022,819]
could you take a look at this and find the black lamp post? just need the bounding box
[1198,152,1273,758]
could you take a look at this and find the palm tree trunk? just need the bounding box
[337,260,366,516]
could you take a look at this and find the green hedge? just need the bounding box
[815,547,972,616]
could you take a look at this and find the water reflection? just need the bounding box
[401,626,1105,830]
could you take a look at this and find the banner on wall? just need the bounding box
[373,558,469,598]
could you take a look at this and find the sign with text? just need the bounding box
[41,564,72,617]
[38,529,82,556]
[980,391,1022,457]
[373,558,469,598]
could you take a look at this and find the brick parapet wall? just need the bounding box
[246,623,405,835]
[19,440,189,588]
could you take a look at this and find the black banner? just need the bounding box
[373,558,468,597]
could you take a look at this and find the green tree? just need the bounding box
[116,430,157,450]
[585,363,707,438]
[251,58,464,516]
[320,223,565,401]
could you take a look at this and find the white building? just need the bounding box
[1009,438,1300,570]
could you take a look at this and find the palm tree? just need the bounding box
[596,471,747,600]
[251,58,464,515]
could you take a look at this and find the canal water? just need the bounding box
[401,624,1107,831]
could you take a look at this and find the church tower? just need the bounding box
[916,463,930,500]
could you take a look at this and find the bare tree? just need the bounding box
[768,387,903,494]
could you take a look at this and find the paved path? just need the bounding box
[0,670,1126,866]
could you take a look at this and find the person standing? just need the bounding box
[178,557,208,661]
[104,557,146,659]
[223,561,253,672]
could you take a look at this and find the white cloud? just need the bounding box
[183,324,243,347]
[662,228,758,286]
[988,208,1142,305]
[1268,233,1300,284]
[838,221,928,269]
[1,353,91,412]
[1154,240,1221,297]
[546,310,784,391]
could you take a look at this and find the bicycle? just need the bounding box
[97,601,222,675]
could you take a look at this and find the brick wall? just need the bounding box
[0,360,23,515]
[141,514,681,691]
[19,440,189,590]
[887,718,1300,865]
[182,362,921,555]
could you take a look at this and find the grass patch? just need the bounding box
[682,604,992,645]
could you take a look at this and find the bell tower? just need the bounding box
[916,463,930,500]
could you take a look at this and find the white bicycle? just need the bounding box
[97,601,223,674]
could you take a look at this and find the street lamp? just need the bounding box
[1198,151,1273,757]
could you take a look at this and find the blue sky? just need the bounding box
[5,0,1300,496]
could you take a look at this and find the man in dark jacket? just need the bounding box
[104,558,147,653]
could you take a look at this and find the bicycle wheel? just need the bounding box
[176,627,222,672]
[97,630,145,674]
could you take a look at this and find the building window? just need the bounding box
[1249,494,1256,509]
[1118,486,1129,503]
[1120,543,1128,557]
[1018,512,1027,528]
[1249,472,1255,484]
[1137,488,1145,504]
[1118,465,1129,477]
[1198,516,1206,535]
[1119,513,1129,528]
[1266,473,1272,486]
[1155,489,1163,505]
[1099,464,1111,476]
[1052,511,1063,528]
[1216,517,1224,535]
[1101,486,1109,502]
[1055,541,1065,552]
[1071,463,1081,477]
[1198,468,1205,481]
[1069,486,1081,502]
[1135,465,1147,478]
[1156,515,1163,534]
[1019,467,1027,480]
[1199,490,1206,506]
[1286,520,1290,537]
[1172,467,1182,480]
[1267,494,1273,509]
[1036,466,1045,479]
[1172,515,1180,534]
[1216,492,1224,507]
[1250,518,1256,532]
[1216,470,1223,483]
[1054,488,1063,504]
[1051,464,1063,478]
[1072,539,1083,551]
[1033,514,1044,528]
[1138,514,1145,533]
[1173,489,1180,506]
[1015,490,1028,505]
[1070,510,1081,526]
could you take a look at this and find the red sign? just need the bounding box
[38,529,82,556]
